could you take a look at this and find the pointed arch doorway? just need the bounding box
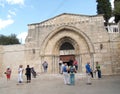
[39,26,95,73]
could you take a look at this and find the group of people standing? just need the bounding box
[18,65,33,83]
[59,58,101,85]
[5,65,36,84]
[18,65,37,83]
[59,59,78,85]
[4,59,101,85]
[85,61,101,85]
[4,61,48,84]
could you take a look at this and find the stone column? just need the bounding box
[90,53,94,70]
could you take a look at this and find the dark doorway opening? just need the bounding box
[60,55,75,66]
[59,41,75,66]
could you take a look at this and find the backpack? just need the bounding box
[70,66,75,73]
[63,66,67,72]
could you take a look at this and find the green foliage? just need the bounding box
[114,0,120,1]
[96,0,112,23]
[0,34,20,45]
[114,0,120,23]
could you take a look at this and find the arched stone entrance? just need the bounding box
[40,26,94,73]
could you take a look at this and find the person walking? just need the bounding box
[96,61,101,78]
[42,61,48,73]
[18,65,24,83]
[5,66,12,81]
[85,62,92,85]
[69,63,76,85]
[25,65,31,83]
[62,63,70,85]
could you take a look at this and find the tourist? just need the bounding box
[85,62,92,85]
[68,58,73,66]
[60,62,64,74]
[31,67,36,78]
[18,65,24,83]
[5,66,12,81]
[73,59,78,71]
[68,58,73,73]
[42,61,48,73]
[96,61,101,78]
[59,58,63,73]
[69,63,76,85]
[62,63,70,85]
[25,65,31,83]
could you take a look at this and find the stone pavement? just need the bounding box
[0,73,120,94]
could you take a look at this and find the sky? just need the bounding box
[0,0,114,44]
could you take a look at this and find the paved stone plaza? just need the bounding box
[0,74,120,94]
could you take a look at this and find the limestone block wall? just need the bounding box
[24,42,42,73]
[109,33,120,75]
[93,41,112,75]
[1,45,25,76]
[111,41,120,75]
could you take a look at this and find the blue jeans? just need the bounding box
[98,70,101,78]
[70,73,75,85]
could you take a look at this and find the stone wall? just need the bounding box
[109,33,120,75]
[0,45,25,77]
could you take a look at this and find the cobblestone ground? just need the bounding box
[0,73,120,94]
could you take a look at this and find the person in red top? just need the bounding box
[5,67,12,81]
[73,59,78,71]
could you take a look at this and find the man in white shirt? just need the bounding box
[62,63,70,85]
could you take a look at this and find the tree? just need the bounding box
[114,0,120,23]
[96,0,112,23]
[0,34,20,45]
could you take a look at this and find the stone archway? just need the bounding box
[39,26,95,73]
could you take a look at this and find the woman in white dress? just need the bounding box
[18,65,24,83]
